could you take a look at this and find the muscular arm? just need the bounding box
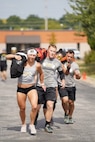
[6,54,22,60]
[62,63,71,75]
[36,62,46,91]
[36,62,44,85]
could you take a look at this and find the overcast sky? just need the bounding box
[0,0,72,19]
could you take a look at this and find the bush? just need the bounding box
[84,50,95,64]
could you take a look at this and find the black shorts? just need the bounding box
[17,86,36,95]
[0,62,7,71]
[58,86,76,101]
[36,86,45,104]
[43,100,57,109]
[45,87,56,102]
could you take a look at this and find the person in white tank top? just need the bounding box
[6,48,46,135]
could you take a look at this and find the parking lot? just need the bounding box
[0,61,95,141]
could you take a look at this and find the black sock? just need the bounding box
[45,121,50,126]
[65,112,68,116]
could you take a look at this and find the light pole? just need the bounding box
[45,0,48,30]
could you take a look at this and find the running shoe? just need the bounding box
[21,124,27,132]
[29,124,37,135]
[64,114,69,124]
[45,124,53,133]
[69,117,74,124]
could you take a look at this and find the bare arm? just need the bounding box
[36,62,46,91]
[62,63,71,75]
[62,63,81,79]
[6,54,22,60]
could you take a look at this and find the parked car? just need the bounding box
[72,49,81,59]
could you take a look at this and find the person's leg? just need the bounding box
[0,71,1,78]
[50,100,57,125]
[61,96,69,115]
[44,87,56,133]
[50,87,58,124]
[43,102,47,116]
[45,100,54,122]
[28,89,38,125]
[35,86,45,126]
[58,86,69,124]
[17,92,27,132]
[68,99,74,118]
[43,101,54,124]
[68,87,76,124]
[17,92,27,125]
[58,86,69,115]
[50,87,58,119]
[0,71,4,80]
[2,70,7,80]
[68,99,75,124]
[43,87,57,121]
[44,100,54,133]
[28,89,38,135]
[0,63,7,81]
[61,96,70,124]
[34,104,41,126]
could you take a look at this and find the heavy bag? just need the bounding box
[10,52,27,78]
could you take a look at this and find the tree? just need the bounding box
[49,32,57,44]
[40,18,62,30]
[59,13,80,30]
[25,15,44,29]
[69,0,95,50]
[0,19,5,29]
[6,15,21,30]
[48,19,62,30]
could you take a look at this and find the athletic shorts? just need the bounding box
[0,62,7,71]
[43,100,57,109]
[36,86,45,104]
[45,87,56,102]
[58,86,76,101]
[17,86,36,95]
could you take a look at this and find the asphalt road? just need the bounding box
[0,63,95,142]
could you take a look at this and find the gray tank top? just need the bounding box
[18,61,37,84]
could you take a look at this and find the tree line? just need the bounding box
[0,0,95,51]
[0,14,77,30]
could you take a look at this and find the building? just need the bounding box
[0,30,90,58]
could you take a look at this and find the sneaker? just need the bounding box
[29,124,37,135]
[21,124,27,132]
[45,124,53,133]
[64,115,69,124]
[69,117,74,124]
